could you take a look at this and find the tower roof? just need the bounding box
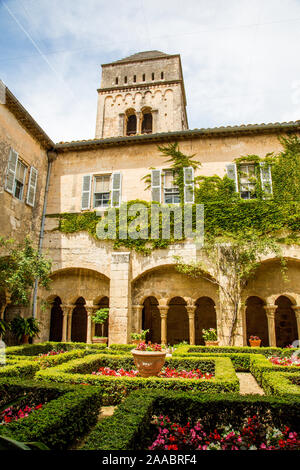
[102,51,174,66]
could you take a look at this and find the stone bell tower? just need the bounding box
[95,50,188,139]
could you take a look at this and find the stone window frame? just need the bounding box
[92,173,112,209]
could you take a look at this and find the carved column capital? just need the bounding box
[186,306,196,318]
[61,304,74,316]
[158,305,168,318]
[264,305,277,319]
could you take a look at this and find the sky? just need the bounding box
[1,0,300,143]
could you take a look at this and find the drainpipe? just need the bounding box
[32,150,57,318]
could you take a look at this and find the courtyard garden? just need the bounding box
[0,340,299,451]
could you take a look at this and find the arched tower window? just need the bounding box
[125,109,137,136]
[141,108,153,134]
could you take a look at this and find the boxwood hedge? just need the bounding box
[262,371,300,396]
[35,354,239,405]
[0,378,102,450]
[83,389,300,450]
[250,354,300,386]
[173,345,296,358]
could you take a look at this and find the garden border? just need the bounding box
[0,378,102,450]
[35,353,239,404]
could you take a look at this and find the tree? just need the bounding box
[175,231,284,345]
[0,237,52,308]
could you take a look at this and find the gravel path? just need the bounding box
[237,373,265,395]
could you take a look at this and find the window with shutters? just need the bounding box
[5,149,28,202]
[164,170,180,204]
[93,175,111,208]
[239,164,256,200]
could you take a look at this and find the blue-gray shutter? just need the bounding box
[151,169,161,202]
[259,162,273,198]
[184,166,194,203]
[81,175,91,210]
[5,148,18,194]
[111,172,122,207]
[26,167,38,207]
[226,163,238,192]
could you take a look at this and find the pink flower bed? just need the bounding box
[149,415,300,450]
[0,403,43,425]
[92,366,213,380]
[268,356,300,367]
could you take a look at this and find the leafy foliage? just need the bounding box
[0,238,51,305]
[175,231,284,345]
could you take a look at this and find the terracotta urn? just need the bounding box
[205,341,219,347]
[92,337,108,344]
[249,339,261,347]
[22,334,30,344]
[131,349,166,378]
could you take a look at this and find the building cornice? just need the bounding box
[55,120,300,153]
[4,86,55,151]
[101,54,181,67]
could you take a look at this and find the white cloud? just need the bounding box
[1,0,300,142]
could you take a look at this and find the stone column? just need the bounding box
[186,306,196,345]
[292,306,300,343]
[136,112,142,134]
[61,305,74,342]
[264,305,277,347]
[86,304,96,344]
[131,305,143,333]
[158,306,168,346]
[109,252,132,345]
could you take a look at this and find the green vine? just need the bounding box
[47,137,300,255]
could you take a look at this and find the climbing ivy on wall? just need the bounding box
[48,136,300,254]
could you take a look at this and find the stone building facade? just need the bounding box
[1,51,300,347]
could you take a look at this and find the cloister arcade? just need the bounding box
[2,258,299,347]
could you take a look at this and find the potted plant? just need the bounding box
[130,329,149,345]
[249,335,261,347]
[92,308,109,344]
[10,316,40,344]
[202,328,219,346]
[131,341,166,378]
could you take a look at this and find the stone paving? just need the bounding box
[237,372,265,395]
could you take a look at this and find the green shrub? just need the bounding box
[0,360,39,378]
[174,345,296,357]
[0,379,102,450]
[5,341,107,357]
[83,389,300,450]
[35,354,239,405]
[250,355,300,386]
[262,371,300,396]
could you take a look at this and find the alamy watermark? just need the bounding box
[0,80,6,105]
[95,203,204,248]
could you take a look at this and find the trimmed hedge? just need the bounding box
[83,389,300,450]
[169,351,251,371]
[262,371,300,396]
[35,354,239,405]
[250,354,300,386]
[0,360,39,378]
[0,378,102,450]
[5,341,107,357]
[174,344,297,358]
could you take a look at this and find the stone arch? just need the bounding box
[245,296,269,347]
[141,106,153,134]
[71,297,87,343]
[194,297,217,345]
[142,296,160,343]
[49,296,63,342]
[125,108,137,136]
[44,267,109,306]
[167,297,188,345]
[275,296,298,347]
